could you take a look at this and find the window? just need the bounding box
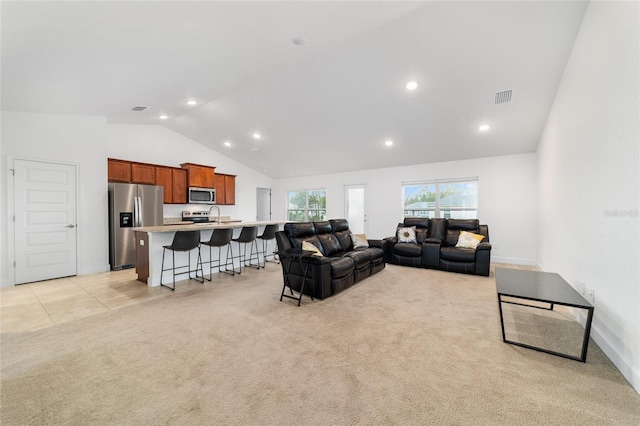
[402,179,478,219]
[287,190,326,221]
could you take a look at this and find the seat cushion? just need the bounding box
[343,250,370,269]
[393,243,422,257]
[360,247,385,262]
[329,256,355,278]
[440,246,476,262]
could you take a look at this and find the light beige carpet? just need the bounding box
[1,264,639,425]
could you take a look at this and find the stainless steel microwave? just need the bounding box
[188,187,216,204]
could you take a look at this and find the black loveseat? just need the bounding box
[275,219,385,299]
[383,218,491,276]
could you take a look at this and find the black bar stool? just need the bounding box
[231,226,260,273]
[256,224,279,267]
[201,228,235,280]
[160,230,204,291]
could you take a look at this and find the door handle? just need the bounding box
[65,224,75,228]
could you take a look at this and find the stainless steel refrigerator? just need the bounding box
[108,183,164,270]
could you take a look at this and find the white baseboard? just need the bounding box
[492,256,537,266]
[590,324,640,395]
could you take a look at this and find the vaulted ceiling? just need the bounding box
[1,1,588,178]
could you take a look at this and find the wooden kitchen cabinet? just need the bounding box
[223,174,236,205]
[214,173,236,205]
[180,163,215,188]
[155,166,187,204]
[131,162,156,185]
[107,158,132,183]
[155,166,173,203]
[172,168,187,204]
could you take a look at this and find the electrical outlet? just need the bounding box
[587,288,595,304]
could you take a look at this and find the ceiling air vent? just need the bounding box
[131,106,147,111]
[495,90,512,104]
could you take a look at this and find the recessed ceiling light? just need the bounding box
[478,124,490,132]
[406,81,418,91]
[253,132,261,140]
[159,115,168,120]
[385,140,394,147]
[187,100,197,106]
[224,141,231,147]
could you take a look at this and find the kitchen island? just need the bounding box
[133,221,285,286]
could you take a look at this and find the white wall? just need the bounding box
[273,153,538,265]
[0,114,273,287]
[537,1,639,392]
[106,123,274,221]
[1,111,109,286]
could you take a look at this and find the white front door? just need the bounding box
[345,184,367,235]
[13,159,78,284]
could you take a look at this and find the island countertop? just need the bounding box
[132,221,286,286]
[135,220,287,233]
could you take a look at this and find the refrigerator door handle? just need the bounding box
[134,196,141,227]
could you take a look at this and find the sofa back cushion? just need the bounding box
[403,218,430,243]
[284,222,321,250]
[404,217,430,229]
[335,230,353,251]
[329,219,350,232]
[284,222,315,238]
[317,233,343,256]
[313,221,332,235]
[444,219,480,247]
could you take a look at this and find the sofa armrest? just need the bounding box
[383,236,398,245]
[422,239,440,268]
[477,242,492,250]
[367,239,384,249]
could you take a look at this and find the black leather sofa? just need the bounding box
[275,219,385,299]
[383,218,491,276]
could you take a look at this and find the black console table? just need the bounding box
[277,248,315,306]
[496,268,594,362]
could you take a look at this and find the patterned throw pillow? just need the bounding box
[455,231,485,249]
[397,226,417,243]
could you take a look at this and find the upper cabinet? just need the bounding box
[108,158,232,205]
[107,158,131,183]
[155,166,188,204]
[216,173,236,205]
[131,162,156,185]
[172,168,188,204]
[180,163,215,188]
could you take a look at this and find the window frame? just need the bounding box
[401,177,479,219]
[287,189,327,222]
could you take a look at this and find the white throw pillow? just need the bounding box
[455,231,485,249]
[397,226,417,243]
[301,241,323,256]
[351,233,369,249]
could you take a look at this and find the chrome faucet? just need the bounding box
[208,205,221,223]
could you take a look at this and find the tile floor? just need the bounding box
[0,269,178,333]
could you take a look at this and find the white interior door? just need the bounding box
[345,184,367,235]
[13,159,78,284]
[256,188,272,221]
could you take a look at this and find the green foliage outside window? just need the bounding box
[288,190,326,221]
